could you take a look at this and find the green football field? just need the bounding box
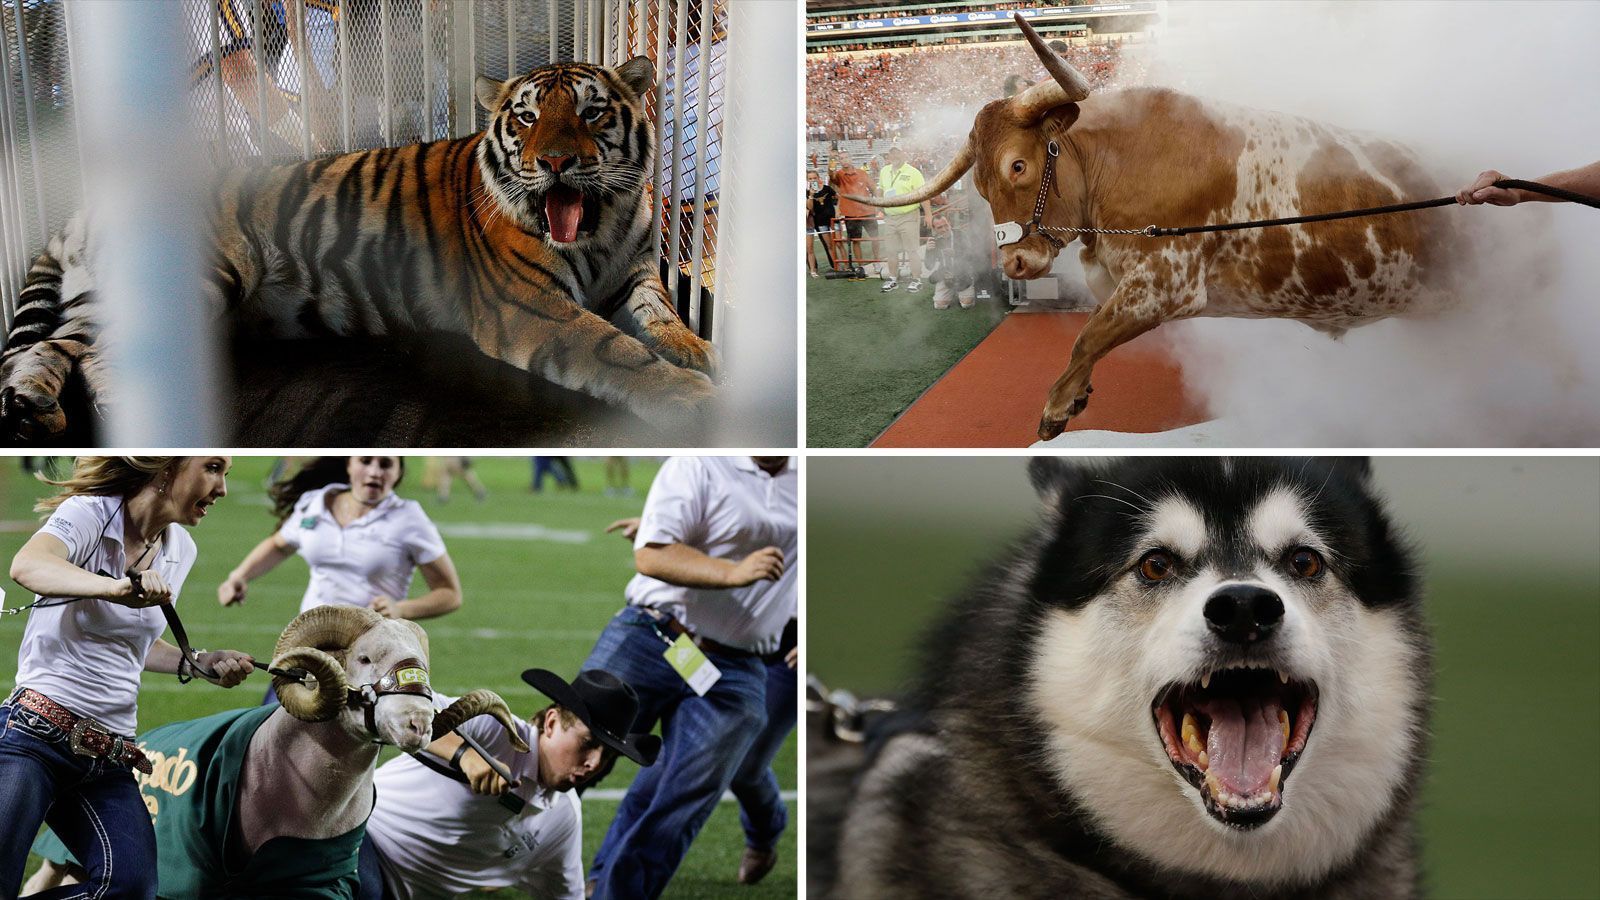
[0,456,796,899]
[806,240,1006,447]
[807,461,1600,900]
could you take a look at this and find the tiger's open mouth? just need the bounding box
[1152,667,1318,829]
[542,184,599,244]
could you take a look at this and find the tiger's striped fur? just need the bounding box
[0,56,716,442]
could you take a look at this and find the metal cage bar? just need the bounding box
[294,0,313,158]
[684,0,713,325]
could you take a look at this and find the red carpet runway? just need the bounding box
[871,310,1209,447]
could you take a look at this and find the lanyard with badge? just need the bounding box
[644,618,722,696]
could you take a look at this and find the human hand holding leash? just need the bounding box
[460,744,520,796]
[196,650,255,687]
[371,594,404,619]
[118,569,172,608]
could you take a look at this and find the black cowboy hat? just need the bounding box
[522,668,661,766]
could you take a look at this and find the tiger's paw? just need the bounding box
[645,322,719,378]
[0,383,68,443]
[633,368,716,437]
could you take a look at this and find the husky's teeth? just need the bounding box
[1197,750,1209,770]
[1279,709,1291,741]
[1205,771,1222,799]
[1200,672,1211,690]
[1181,713,1203,754]
[1279,669,1290,684]
[1269,764,1282,794]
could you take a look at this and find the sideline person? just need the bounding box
[877,145,933,293]
[218,456,461,703]
[219,456,461,623]
[1456,161,1600,205]
[831,156,879,277]
[601,517,797,885]
[1,456,254,898]
[583,456,798,899]
[357,668,660,900]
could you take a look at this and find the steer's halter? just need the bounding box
[346,657,433,743]
[994,139,1069,250]
[994,138,1156,249]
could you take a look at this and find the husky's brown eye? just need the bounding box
[1137,550,1176,583]
[1288,548,1324,579]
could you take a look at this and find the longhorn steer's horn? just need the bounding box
[842,141,975,209]
[272,647,350,722]
[1010,13,1092,123]
[432,690,530,752]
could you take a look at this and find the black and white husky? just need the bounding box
[827,457,1431,899]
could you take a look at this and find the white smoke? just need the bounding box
[1134,0,1600,446]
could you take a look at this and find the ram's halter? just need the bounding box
[345,656,433,744]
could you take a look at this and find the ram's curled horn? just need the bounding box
[400,619,429,659]
[272,605,386,662]
[432,690,531,752]
[271,647,350,722]
[1010,13,1092,123]
[842,141,975,209]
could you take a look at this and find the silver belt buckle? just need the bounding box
[994,221,1023,247]
[68,717,106,758]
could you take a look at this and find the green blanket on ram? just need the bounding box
[33,704,365,899]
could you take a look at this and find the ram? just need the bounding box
[26,605,523,897]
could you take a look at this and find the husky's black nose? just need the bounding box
[1204,585,1284,645]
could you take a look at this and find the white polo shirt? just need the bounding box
[367,694,583,900]
[12,494,198,736]
[625,457,799,654]
[276,485,446,614]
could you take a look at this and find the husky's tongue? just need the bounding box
[1200,696,1284,796]
[544,184,584,243]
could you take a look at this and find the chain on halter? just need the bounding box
[995,139,1158,249]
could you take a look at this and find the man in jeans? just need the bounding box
[877,145,933,293]
[583,457,798,900]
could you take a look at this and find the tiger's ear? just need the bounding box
[614,56,654,98]
[475,75,507,113]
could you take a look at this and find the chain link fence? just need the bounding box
[1,0,729,339]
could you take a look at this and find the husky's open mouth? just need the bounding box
[1152,667,1318,829]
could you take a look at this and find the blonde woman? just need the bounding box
[0,456,255,899]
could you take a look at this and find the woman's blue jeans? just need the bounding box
[0,695,158,899]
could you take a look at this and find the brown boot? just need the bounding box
[737,846,778,885]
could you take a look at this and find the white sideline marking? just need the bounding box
[585,789,798,803]
[436,522,592,544]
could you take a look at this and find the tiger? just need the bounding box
[0,55,717,443]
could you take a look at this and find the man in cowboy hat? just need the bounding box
[356,668,660,900]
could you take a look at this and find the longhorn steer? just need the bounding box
[850,14,1455,441]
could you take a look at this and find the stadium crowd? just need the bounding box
[808,1,1089,25]
[806,38,1139,141]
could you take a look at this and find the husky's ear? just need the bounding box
[1326,457,1372,481]
[475,75,507,113]
[1028,458,1090,506]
